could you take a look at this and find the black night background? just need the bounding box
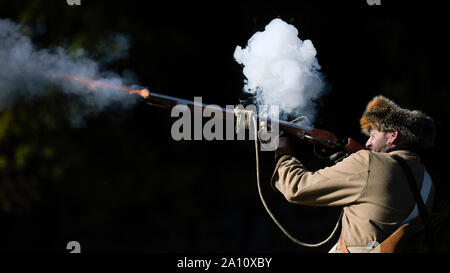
[0,0,449,256]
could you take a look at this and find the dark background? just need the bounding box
[0,0,449,253]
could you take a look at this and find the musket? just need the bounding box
[3,57,364,154]
[145,91,366,155]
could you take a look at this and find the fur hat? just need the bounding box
[360,95,436,148]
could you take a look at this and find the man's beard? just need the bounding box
[371,142,390,153]
[379,143,390,152]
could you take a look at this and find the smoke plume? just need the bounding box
[0,18,142,125]
[234,18,326,125]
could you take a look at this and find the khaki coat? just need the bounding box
[271,149,435,247]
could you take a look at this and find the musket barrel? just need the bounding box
[146,91,312,130]
[145,91,361,152]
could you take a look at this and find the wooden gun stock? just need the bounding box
[344,137,366,154]
[283,125,366,155]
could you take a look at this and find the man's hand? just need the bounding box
[274,134,302,162]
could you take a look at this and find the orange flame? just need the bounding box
[58,74,150,99]
[3,62,150,99]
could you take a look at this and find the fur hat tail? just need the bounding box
[360,95,436,148]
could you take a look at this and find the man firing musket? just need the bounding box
[3,16,445,253]
[271,95,436,253]
[230,17,446,253]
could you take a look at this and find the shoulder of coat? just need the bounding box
[388,149,421,162]
[345,149,371,165]
[353,149,371,159]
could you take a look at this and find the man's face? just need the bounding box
[365,129,392,152]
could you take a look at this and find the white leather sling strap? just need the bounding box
[401,168,433,224]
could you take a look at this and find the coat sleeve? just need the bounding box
[271,150,371,206]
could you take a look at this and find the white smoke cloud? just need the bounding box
[234,18,326,125]
[0,18,142,125]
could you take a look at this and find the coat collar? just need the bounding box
[386,146,421,162]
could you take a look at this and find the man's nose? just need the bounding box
[365,139,372,149]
